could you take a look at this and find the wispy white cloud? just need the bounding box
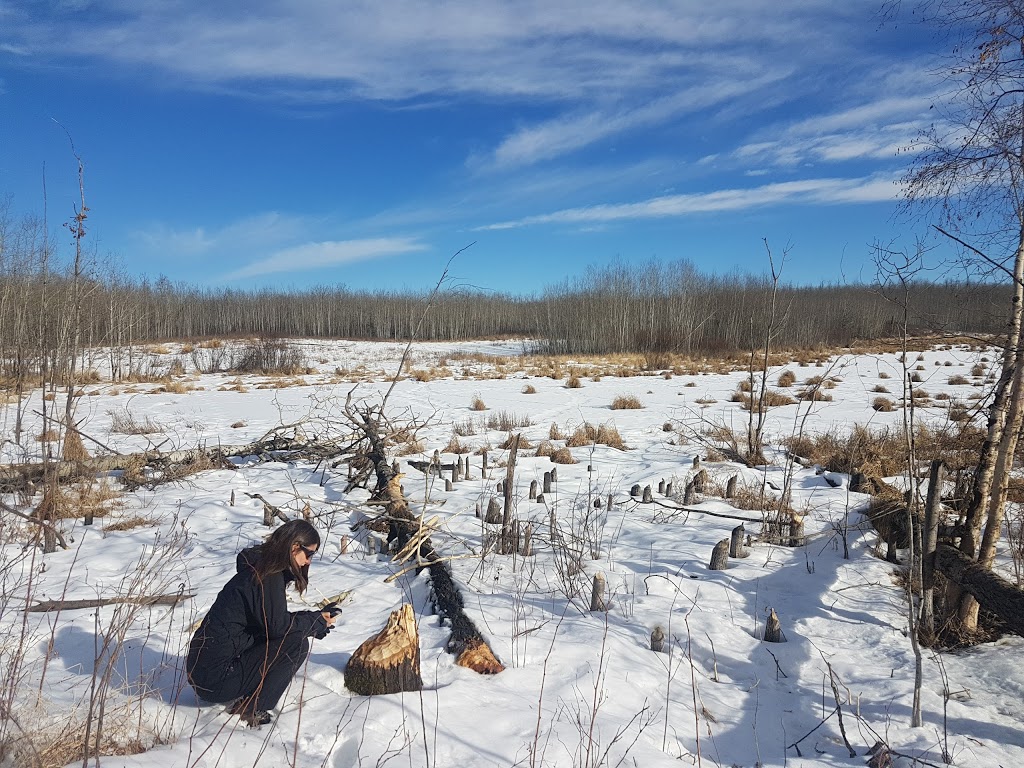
[222,237,428,280]
[132,211,311,257]
[477,176,899,230]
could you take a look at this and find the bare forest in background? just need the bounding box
[0,205,1011,393]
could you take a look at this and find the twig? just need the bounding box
[786,705,838,757]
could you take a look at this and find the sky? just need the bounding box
[0,1,953,295]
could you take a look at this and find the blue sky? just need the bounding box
[0,1,945,295]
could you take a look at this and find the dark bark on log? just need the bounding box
[658,479,666,495]
[550,467,557,483]
[529,480,538,500]
[484,497,502,524]
[683,481,694,505]
[922,460,944,639]
[28,592,194,612]
[934,544,1024,637]
[630,483,641,497]
[344,604,422,695]
[543,471,552,495]
[500,435,520,554]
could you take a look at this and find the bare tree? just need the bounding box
[900,0,1024,636]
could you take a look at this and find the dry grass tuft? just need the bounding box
[947,374,969,385]
[872,397,895,412]
[410,368,434,382]
[499,432,534,450]
[396,438,426,456]
[595,423,627,450]
[734,390,797,409]
[486,411,532,431]
[108,408,164,435]
[231,420,246,428]
[470,396,488,411]
[104,514,157,532]
[443,435,469,454]
[797,388,833,402]
[611,394,644,410]
[777,370,796,387]
[971,363,986,377]
[548,423,565,441]
[872,384,890,393]
[62,430,90,461]
[453,419,477,436]
[522,383,537,394]
[535,440,556,458]
[566,424,597,447]
[550,447,577,464]
[566,372,583,388]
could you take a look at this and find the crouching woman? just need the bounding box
[186,519,336,727]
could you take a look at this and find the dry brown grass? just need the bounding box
[108,408,164,435]
[595,423,627,450]
[797,388,833,402]
[149,344,171,355]
[410,368,434,382]
[566,372,583,388]
[104,514,157,532]
[734,390,797,409]
[610,394,644,410]
[872,384,890,393]
[948,374,969,385]
[498,432,534,449]
[971,363,986,377]
[872,396,895,412]
[695,396,717,405]
[549,447,577,464]
[566,424,597,447]
[453,419,477,436]
[548,423,565,441]
[62,430,90,461]
[36,429,59,442]
[486,411,532,431]
[37,479,123,521]
[777,370,796,387]
[396,438,426,456]
[443,435,469,454]
[535,440,556,458]
[231,420,246,428]
[470,396,488,411]
[522,383,537,394]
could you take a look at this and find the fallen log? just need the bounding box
[28,592,195,612]
[934,544,1024,637]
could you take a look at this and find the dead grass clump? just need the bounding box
[522,383,537,394]
[444,435,469,454]
[695,396,717,405]
[104,514,157,532]
[611,394,644,410]
[499,432,534,450]
[164,380,190,394]
[910,371,923,382]
[971,363,986,377]
[662,421,674,432]
[548,423,565,441]
[566,372,583,388]
[948,374,969,385]
[453,419,477,436]
[168,358,186,377]
[738,378,753,392]
[108,408,164,435]
[872,384,890,393]
[470,396,488,411]
[486,411,532,431]
[566,424,598,447]
[149,344,171,355]
[777,370,796,387]
[872,397,895,412]
[797,388,833,402]
[735,390,797,409]
[74,368,101,384]
[411,369,434,382]
[231,420,246,428]
[550,447,577,464]
[595,424,627,450]
[535,441,556,458]
[879,372,891,379]
[62,430,91,461]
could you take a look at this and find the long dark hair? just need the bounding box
[254,519,321,594]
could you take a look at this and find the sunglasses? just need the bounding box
[298,543,317,559]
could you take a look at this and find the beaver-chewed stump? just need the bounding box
[345,604,422,695]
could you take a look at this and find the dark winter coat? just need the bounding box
[186,547,328,690]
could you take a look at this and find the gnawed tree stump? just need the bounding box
[693,469,708,493]
[484,497,502,523]
[763,608,785,642]
[642,485,653,503]
[630,483,641,497]
[725,475,738,498]
[650,625,665,652]
[709,539,729,570]
[729,524,747,558]
[590,571,608,612]
[788,515,805,547]
[345,604,422,695]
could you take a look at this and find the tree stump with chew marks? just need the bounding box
[345,604,422,695]
[763,608,784,642]
[708,539,729,570]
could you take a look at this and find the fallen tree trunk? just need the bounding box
[352,405,503,674]
[934,543,1024,637]
[28,592,195,612]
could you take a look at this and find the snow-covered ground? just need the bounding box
[1,339,1022,767]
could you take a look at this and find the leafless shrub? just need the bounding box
[610,394,644,410]
[230,338,308,375]
[453,419,477,436]
[108,408,164,435]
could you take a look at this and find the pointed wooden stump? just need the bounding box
[708,538,729,570]
[729,524,747,558]
[345,604,422,695]
[763,608,785,643]
[484,497,502,523]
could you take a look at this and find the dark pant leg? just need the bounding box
[195,630,309,711]
[237,630,310,711]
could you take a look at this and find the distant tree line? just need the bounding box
[0,206,1010,394]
